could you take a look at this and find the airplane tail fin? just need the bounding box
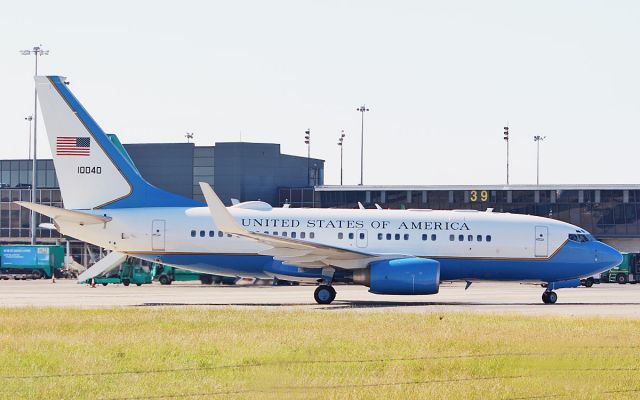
[35,76,201,210]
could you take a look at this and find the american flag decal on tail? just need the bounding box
[56,136,91,156]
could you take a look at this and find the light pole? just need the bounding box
[25,115,33,160]
[304,129,311,186]
[534,135,546,185]
[356,105,369,185]
[185,132,194,143]
[337,130,345,185]
[20,45,49,245]
[503,126,509,185]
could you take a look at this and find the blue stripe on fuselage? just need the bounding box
[132,240,619,283]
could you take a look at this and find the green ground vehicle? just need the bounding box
[86,262,153,286]
[0,245,64,280]
[153,265,237,285]
[601,252,640,284]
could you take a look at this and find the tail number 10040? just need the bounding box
[77,166,102,174]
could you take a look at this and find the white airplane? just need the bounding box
[19,76,622,305]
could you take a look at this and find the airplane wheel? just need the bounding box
[542,291,557,304]
[314,285,336,305]
[584,278,594,288]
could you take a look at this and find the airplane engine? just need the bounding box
[352,258,440,295]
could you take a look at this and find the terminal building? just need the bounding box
[0,141,323,264]
[3,138,640,262]
[280,185,640,251]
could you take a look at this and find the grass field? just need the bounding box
[0,308,639,400]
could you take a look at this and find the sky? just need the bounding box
[1,1,639,186]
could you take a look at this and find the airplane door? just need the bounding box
[534,226,548,257]
[152,220,166,251]
[356,229,368,248]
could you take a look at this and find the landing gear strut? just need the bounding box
[542,290,558,304]
[314,285,336,305]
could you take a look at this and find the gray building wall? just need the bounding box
[214,142,323,206]
[124,143,195,199]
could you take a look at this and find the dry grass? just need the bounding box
[0,308,639,399]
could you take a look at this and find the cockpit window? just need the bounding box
[569,233,591,243]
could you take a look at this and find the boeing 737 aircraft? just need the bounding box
[19,76,622,304]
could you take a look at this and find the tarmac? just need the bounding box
[1,279,640,318]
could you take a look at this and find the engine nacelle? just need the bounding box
[353,258,440,295]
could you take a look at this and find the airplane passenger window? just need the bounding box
[282,232,288,237]
[227,234,232,238]
[349,233,354,240]
[200,230,205,237]
[273,232,278,236]
[450,234,455,241]
[209,231,215,237]
[422,234,428,241]
[431,234,437,241]
[191,230,196,237]
[404,234,409,240]
[338,233,344,239]
[468,235,473,242]
[378,233,383,240]
[360,233,365,240]
[310,232,315,239]
[477,235,482,242]
[291,232,297,239]
[218,231,224,237]
[458,234,464,241]
[300,232,306,239]
[486,235,492,242]
[395,234,400,240]
[386,233,392,240]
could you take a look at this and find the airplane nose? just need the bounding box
[597,242,623,269]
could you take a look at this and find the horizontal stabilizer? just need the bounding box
[77,251,127,282]
[16,202,111,225]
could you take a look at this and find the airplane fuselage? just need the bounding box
[58,205,616,283]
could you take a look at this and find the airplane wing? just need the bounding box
[199,182,409,269]
[15,202,112,226]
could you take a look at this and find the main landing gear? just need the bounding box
[314,267,337,305]
[541,290,558,304]
[314,285,336,304]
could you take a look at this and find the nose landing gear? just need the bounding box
[542,290,558,304]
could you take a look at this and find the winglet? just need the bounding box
[198,182,247,235]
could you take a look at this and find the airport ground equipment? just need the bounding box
[580,273,602,287]
[82,261,152,286]
[602,252,640,284]
[153,265,237,285]
[0,245,64,280]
